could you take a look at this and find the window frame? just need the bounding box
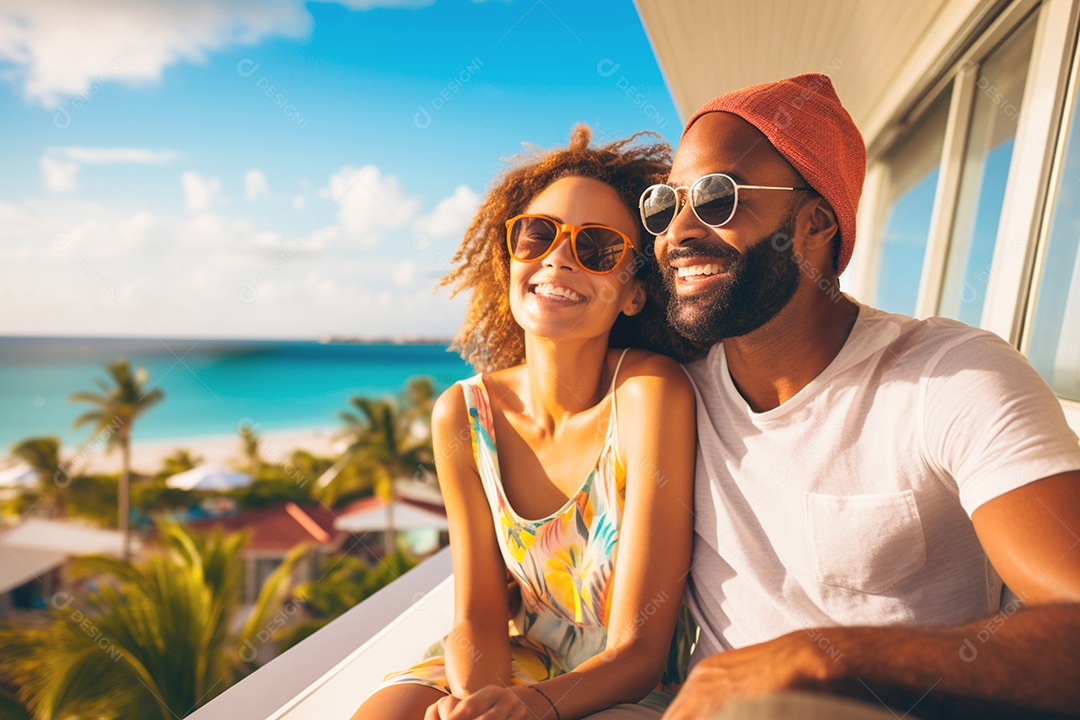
[979,0,1078,342]
[855,0,1080,429]
[1018,0,1080,428]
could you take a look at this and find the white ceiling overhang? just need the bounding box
[635,0,996,150]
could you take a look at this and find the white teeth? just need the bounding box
[677,264,725,278]
[534,283,584,302]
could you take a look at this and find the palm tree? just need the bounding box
[10,436,66,516]
[0,522,305,720]
[400,376,437,423]
[160,448,202,478]
[277,550,416,652]
[70,359,164,560]
[238,424,262,476]
[317,395,434,553]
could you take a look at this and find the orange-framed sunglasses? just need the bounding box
[505,214,637,275]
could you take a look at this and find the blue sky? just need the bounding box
[0,0,679,339]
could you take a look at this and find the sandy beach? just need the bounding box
[63,426,345,477]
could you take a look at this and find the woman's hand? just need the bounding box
[423,685,548,720]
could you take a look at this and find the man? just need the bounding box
[637,74,1080,719]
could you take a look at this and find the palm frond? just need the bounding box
[237,543,310,665]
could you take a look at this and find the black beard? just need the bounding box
[661,214,801,345]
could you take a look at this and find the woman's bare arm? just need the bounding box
[432,385,514,695]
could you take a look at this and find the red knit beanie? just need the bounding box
[683,73,866,275]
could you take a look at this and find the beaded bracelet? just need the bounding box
[526,684,561,720]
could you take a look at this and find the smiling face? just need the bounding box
[655,112,807,344]
[509,176,646,344]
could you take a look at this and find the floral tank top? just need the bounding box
[379,348,689,701]
[465,347,631,672]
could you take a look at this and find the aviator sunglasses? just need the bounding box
[505,214,636,275]
[639,172,813,235]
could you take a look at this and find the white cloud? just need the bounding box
[392,260,416,287]
[50,146,178,164]
[64,211,158,257]
[181,171,221,213]
[244,169,269,200]
[414,184,479,238]
[321,164,420,246]
[39,146,178,192]
[0,0,310,107]
[292,195,306,210]
[0,197,471,339]
[303,270,337,300]
[40,156,79,193]
[0,0,441,107]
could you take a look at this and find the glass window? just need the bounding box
[871,89,952,315]
[938,15,1037,325]
[1027,76,1080,402]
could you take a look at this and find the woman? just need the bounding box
[353,126,696,720]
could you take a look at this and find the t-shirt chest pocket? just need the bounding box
[805,490,927,594]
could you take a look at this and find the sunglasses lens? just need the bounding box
[641,185,678,235]
[575,226,626,273]
[509,216,558,260]
[692,174,736,226]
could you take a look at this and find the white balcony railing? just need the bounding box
[189,547,453,720]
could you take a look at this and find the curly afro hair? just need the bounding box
[438,124,702,372]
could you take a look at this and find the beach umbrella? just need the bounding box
[333,497,448,533]
[166,465,252,491]
[0,463,39,489]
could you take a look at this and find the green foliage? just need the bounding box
[230,477,312,510]
[131,479,193,516]
[276,550,416,652]
[70,358,165,559]
[0,685,31,720]
[65,474,119,526]
[0,522,304,720]
[158,448,202,478]
[10,436,65,517]
[238,424,262,476]
[10,437,62,486]
[0,491,39,519]
[318,389,435,507]
[280,449,333,488]
[400,376,437,422]
[69,359,164,451]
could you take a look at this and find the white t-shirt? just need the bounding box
[684,301,1080,665]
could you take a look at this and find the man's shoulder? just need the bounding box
[683,303,1014,390]
[860,303,1012,370]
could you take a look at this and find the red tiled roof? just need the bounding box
[188,502,341,551]
[339,495,446,517]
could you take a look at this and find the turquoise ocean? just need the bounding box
[0,337,475,452]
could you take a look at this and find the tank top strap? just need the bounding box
[458,375,504,513]
[607,348,631,460]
